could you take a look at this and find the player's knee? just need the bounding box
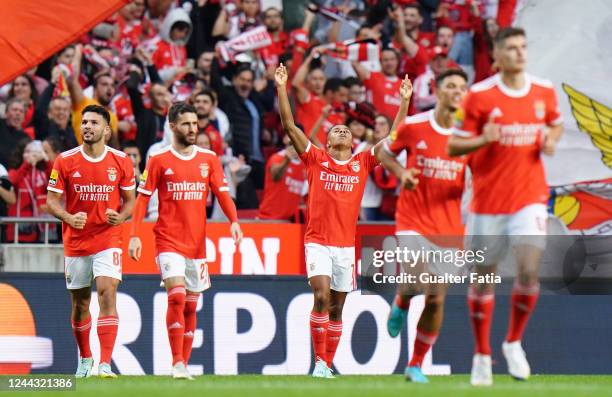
[312,289,330,311]
[72,298,90,315]
[97,288,116,309]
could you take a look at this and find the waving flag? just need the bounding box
[515,0,612,235]
[0,0,129,86]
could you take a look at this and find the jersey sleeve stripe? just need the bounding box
[218,186,230,192]
[47,186,63,194]
[120,185,136,190]
[304,141,312,153]
[382,139,397,157]
[137,187,153,195]
[452,128,473,137]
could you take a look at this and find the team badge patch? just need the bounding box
[350,161,360,173]
[389,129,397,142]
[107,167,117,182]
[49,169,58,186]
[453,108,465,129]
[534,100,546,120]
[199,163,209,178]
[139,170,148,186]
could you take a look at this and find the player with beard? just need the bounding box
[191,89,224,156]
[276,63,415,378]
[128,102,242,379]
[46,104,136,378]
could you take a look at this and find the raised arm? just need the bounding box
[390,75,412,133]
[291,49,319,104]
[351,60,371,81]
[389,6,419,57]
[308,104,331,148]
[276,64,309,154]
[212,8,230,38]
[67,44,85,108]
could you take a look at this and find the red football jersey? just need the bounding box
[258,150,306,220]
[386,110,467,235]
[295,93,345,146]
[300,142,379,246]
[137,146,230,259]
[363,72,402,121]
[455,73,563,214]
[47,146,136,256]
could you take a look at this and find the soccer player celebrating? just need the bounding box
[378,69,469,383]
[275,63,412,378]
[128,102,242,380]
[448,27,563,386]
[46,105,136,378]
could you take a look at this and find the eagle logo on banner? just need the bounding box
[562,84,612,169]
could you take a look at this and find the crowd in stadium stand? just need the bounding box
[0,0,503,242]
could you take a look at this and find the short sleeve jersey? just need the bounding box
[454,74,562,214]
[363,72,402,121]
[137,146,230,259]
[385,110,467,236]
[47,146,135,256]
[299,143,379,247]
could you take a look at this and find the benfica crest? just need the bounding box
[350,161,360,173]
[107,167,117,182]
[534,100,546,120]
[199,163,209,178]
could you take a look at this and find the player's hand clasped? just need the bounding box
[67,211,87,229]
[105,208,124,226]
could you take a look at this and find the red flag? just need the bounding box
[0,0,129,86]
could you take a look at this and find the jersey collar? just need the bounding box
[495,73,532,98]
[170,145,198,161]
[80,145,108,163]
[428,110,453,135]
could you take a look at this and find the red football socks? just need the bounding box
[167,286,186,365]
[97,315,118,364]
[506,282,540,343]
[183,293,200,364]
[71,316,92,358]
[326,321,343,367]
[467,286,495,355]
[409,328,439,367]
[310,311,329,363]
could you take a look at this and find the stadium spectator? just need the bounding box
[0,98,31,168]
[345,76,366,104]
[8,74,38,136]
[390,5,430,82]
[116,0,148,56]
[473,17,499,82]
[191,89,224,156]
[195,50,215,86]
[346,101,376,147]
[435,25,455,52]
[150,7,193,83]
[352,48,403,121]
[122,140,143,183]
[435,0,482,77]
[6,140,51,243]
[0,163,16,241]
[68,45,120,147]
[42,136,65,164]
[33,67,78,148]
[257,135,306,221]
[212,0,261,40]
[258,7,288,68]
[126,56,170,169]
[413,46,453,112]
[211,62,274,209]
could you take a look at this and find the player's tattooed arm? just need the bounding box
[447,113,500,156]
[46,191,87,229]
[276,64,309,154]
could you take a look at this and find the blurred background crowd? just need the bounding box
[0,0,507,242]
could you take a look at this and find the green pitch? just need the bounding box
[10,375,612,397]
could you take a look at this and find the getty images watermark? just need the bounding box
[369,245,501,285]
